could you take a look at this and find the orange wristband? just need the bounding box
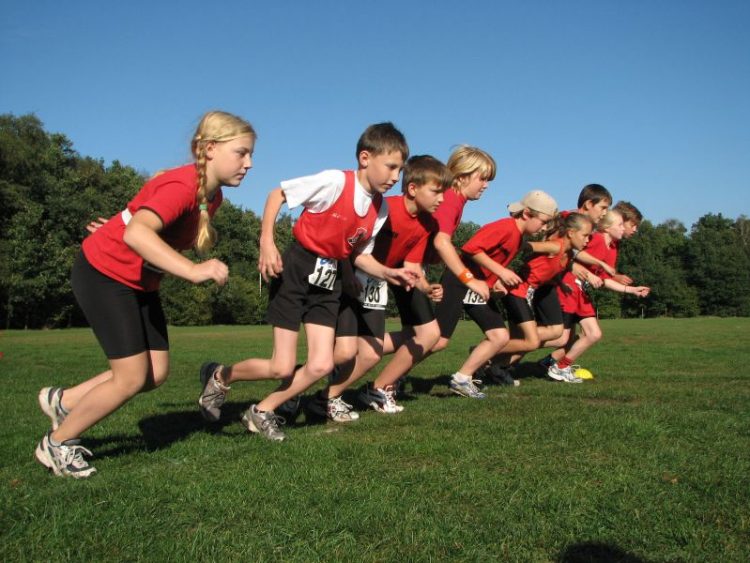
[458,269,474,284]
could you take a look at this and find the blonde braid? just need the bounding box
[190,111,256,255]
[193,141,217,255]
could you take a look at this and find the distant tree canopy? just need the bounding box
[1,113,749,328]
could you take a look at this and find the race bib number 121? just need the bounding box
[308,257,337,290]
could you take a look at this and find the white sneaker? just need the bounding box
[35,432,96,478]
[547,364,583,383]
[449,375,486,399]
[358,384,404,414]
[38,387,67,430]
[308,393,360,422]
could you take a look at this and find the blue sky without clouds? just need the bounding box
[2,0,749,228]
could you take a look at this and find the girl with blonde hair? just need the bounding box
[36,111,256,478]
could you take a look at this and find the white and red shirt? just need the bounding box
[283,169,388,260]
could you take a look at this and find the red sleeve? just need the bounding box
[462,220,511,255]
[131,178,196,227]
[432,190,465,236]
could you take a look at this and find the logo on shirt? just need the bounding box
[347,227,368,247]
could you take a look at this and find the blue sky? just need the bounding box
[2,0,748,228]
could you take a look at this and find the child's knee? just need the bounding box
[431,337,450,353]
[305,361,335,381]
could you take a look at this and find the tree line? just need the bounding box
[2,113,749,329]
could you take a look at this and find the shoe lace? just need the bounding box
[329,396,353,416]
[382,385,399,409]
[60,442,93,469]
[260,412,286,433]
[205,377,229,407]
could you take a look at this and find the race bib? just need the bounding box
[308,257,337,290]
[463,289,486,305]
[525,286,536,309]
[356,270,388,310]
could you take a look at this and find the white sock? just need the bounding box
[452,372,471,383]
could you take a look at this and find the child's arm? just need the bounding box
[433,232,490,301]
[353,254,417,289]
[603,279,650,297]
[403,260,442,301]
[575,249,617,277]
[258,187,286,282]
[570,262,604,288]
[123,209,228,285]
[469,251,521,289]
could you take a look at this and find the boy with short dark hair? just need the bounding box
[197,122,416,440]
[307,155,452,419]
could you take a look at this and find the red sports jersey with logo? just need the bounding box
[372,195,437,268]
[509,238,569,299]
[460,217,523,286]
[82,164,222,292]
[292,170,382,260]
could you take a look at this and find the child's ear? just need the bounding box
[204,140,217,160]
[407,182,418,197]
[358,150,370,169]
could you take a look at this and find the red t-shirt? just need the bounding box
[460,217,523,286]
[509,238,569,299]
[82,164,222,292]
[583,232,618,280]
[423,188,468,264]
[292,170,382,260]
[372,195,437,267]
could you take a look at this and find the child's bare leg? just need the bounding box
[257,324,335,412]
[327,335,383,398]
[52,350,168,442]
[373,320,440,388]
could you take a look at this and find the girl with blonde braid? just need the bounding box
[35,111,255,478]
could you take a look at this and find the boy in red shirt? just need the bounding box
[197,123,415,440]
[304,155,451,419]
[372,146,497,405]
[436,190,558,397]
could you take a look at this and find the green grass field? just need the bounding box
[1,318,749,562]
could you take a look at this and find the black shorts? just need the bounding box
[391,284,435,327]
[563,311,592,329]
[266,241,342,331]
[335,295,384,338]
[72,252,169,360]
[435,268,505,338]
[503,285,564,327]
[336,282,434,339]
[532,285,564,327]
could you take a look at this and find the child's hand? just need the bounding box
[86,217,108,233]
[258,240,283,282]
[428,283,443,302]
[384,268,417,289]
[586,273,603,289]
[191,259,229,286]
[497,268,521,288]
[467,278,490,301]
[613,273,633,285]
[628,286,650,298]
[492,280,508,296]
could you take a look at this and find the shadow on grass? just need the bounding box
[558,542,648,563]
[83,400,256,457]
